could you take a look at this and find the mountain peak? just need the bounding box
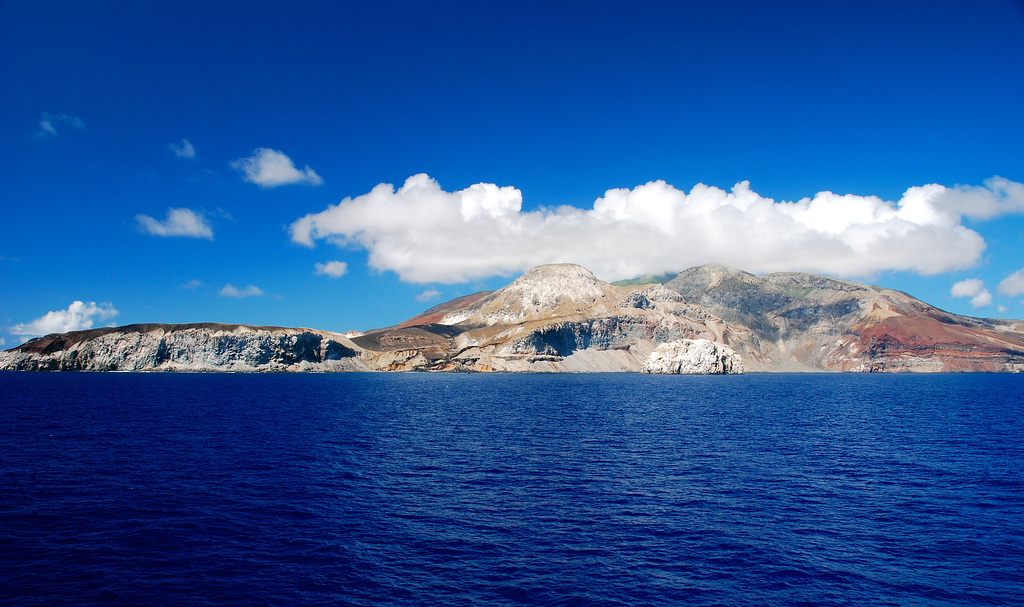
[440,263,613,326]
[517,263,597,281]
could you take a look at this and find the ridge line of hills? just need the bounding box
[3,263,1024,373]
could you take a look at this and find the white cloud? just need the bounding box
[971,291,993,309]
[219,284,264,298]
[416,288,441,302]
[231,148,323,188]
[170,139,196,158]
[314,260,348,278]
[930,176,1024,220]
[181,279,203,290]
[136,208,214,239]
[998,268,1024,297]
[290,174,1024,284]
[951,279,985,298]
[10,301,118,338]
[35,113,84,138]
[0,337,6,347]
[951,279,992,309]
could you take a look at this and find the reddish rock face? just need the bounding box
[846,314,1024,372]
[393,291,492,329]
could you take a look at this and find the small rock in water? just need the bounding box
[641,339,743,374]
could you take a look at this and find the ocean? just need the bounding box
[1,371,1022,606]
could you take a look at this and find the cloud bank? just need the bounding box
[35,113,84,138]
[219,284,264,298]
[11,301,118,338]
[231,148,323,188]
[290,174,1024,284]
[136,208,214,239]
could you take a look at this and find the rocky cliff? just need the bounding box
[0,323,372,372]
[4,264,1024,373]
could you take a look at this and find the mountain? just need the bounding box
[662,265,1024,372]
[4,264,1024,373]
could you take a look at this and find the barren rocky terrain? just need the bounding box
[3,264,1023,373]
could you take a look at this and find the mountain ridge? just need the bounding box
[3,264,1024,373]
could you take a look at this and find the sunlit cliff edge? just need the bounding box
[3,264,1024,373]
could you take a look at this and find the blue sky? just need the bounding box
[2,1,1024,344]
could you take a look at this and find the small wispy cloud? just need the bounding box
[416,288,441,302]
[135,208,214,239]
[10,301,118,339]
[951,279,993,309]
[998,268,1024,297]
[314,260,348,278]
[181,279,203,290]
[170,139,196,158]
[231,148,323,188]
[219,284,264,298]
[35,113,84,138]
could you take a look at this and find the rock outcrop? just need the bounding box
[4,263,1024,373]
[642,339,744,374]
[0,323,372,372]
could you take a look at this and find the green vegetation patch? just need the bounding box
[612,272,678,286]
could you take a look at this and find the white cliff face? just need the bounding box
[641,339,744,374]
[0,325,373,372]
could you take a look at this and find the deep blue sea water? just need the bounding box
[1,371,1022,606]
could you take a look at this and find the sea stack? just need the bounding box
[641,339,744,374]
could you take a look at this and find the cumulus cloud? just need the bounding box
[219,284,264,298]
[314,260,348,278]
[951,278,985,298]
[951,279,993,308]
[10,301,118,338]
[998,268,1024,297]
[231,148,323,188]
[928,177,1024,220]
[416,288,441,302]
[135,208,214,239]
[289,174,1024,284]
[170,139,196,158]
[972,292,994,309]
[35,113,84,138]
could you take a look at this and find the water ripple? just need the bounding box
[1,372,1022,606]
